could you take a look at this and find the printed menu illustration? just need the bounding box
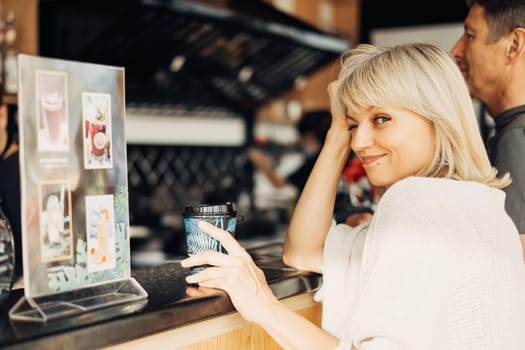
[17,55,133,299]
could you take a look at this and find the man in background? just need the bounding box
[248,110,331,192]
[0,103,22,278]
[248,109,373,227]
[451,0,525,255]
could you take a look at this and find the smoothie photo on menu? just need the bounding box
[35,70,69,152]
[82,92,112,169]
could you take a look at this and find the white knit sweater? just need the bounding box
[318,177,525,350]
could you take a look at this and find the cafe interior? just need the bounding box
[0,0,474,348]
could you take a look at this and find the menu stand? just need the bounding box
[9,278,147,322]
[11,55,147,322]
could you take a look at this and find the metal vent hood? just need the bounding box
[39,0,350,114]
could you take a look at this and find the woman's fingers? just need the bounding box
[181,249,242,269]
[197,220,246,255]
[327,80,340,115]
[179,230,278,323]
[327,80,352,135]
[180,220,250,284]
[327,80,338,99]
[185,261,267,292]
[186,266,228,284]
[185,262,258,294]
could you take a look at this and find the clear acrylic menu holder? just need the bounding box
[10,54,148,323]
[9,278,147,322]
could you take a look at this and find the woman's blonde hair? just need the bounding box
[336,42,510,188]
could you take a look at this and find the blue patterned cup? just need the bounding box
[183,202,238,274]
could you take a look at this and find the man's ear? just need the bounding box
[507,27,525,63]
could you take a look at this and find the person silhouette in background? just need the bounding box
[0,103,22,279]
[451,0,525,256]
[248,109,373,226]
[248,109,331,192]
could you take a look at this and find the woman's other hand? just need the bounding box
[181,221,278,323]
[327,80,352,136]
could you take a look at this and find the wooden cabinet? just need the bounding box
[0,0,360,114]
[0,0,38,55]
[0,0,38,104]
[103,292,322,350]
[257,0,361,121]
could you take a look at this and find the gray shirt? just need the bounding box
[487,105,525,233]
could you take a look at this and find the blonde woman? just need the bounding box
[182,43,525,349]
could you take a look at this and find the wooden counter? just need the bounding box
[0,244,322,349]
[103,292,322,350]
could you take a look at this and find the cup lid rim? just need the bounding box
[183,202,237,216]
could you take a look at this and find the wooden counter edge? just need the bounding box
[101,292,321,350]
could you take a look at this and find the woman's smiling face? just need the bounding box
[348,106,436,187]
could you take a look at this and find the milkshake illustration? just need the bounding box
[41,92,64,143]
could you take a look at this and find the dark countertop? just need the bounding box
[0,243,321,350]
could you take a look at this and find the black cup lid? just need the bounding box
[183,202,237,216]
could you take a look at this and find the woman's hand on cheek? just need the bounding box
[327,80,352,148]
[181,221,278,323]
[327,80,351,131]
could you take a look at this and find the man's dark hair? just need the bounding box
[467,0,525,42]
[297,109,331,145]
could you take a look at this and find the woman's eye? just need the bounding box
[374,115,391,124]
[347,124,357,131]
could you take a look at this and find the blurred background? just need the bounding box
[1,0,474,264]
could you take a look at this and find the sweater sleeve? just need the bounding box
[318,220,369,341]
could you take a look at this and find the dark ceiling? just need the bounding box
[360,0,469,43]
[39,0,349,113]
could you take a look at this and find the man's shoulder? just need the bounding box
[507,113,525,128]
[495,113,525,148]
[499,105,525,133]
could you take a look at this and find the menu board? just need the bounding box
[17,55,134,299]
